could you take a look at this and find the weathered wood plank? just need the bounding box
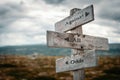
[56,49,97,73]
[55,5,94,32]
[47,31,109,50]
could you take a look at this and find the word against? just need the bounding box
[56,49,97,73]
[47,31,109,50]
[55,5,94,32]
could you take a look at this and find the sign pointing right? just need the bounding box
[55,5,94,32]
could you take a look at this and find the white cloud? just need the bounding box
[83,24,109,37]
[0,0,120,46]
[0,33,27,46]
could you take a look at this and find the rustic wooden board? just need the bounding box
[47,31,109,50]
[56,49,97,73]
[55,5,94,32]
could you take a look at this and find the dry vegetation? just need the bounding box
[0,55,120,80]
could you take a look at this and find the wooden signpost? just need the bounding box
[56,49,97,73]
[55,5,94,32]
[47,31,108,50]
[47,5,109,80]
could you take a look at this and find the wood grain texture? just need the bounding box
[47,31,109,50]
[55,5,94,32]
[56,49,97,73]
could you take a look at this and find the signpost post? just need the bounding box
[47,5,109,80]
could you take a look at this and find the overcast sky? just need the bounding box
[0,0,120,46]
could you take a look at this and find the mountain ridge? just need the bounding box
[0,43,120,56]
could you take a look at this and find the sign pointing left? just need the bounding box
[56,49,97,73]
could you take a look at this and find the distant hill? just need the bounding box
[96,43,120,56]
[0,45,71,56]
[0,43,120,56]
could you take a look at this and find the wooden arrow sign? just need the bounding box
[56,49,97,73]
[55,5,94,32]
[47,31,109,50]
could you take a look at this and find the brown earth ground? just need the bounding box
[0,55,120,80]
